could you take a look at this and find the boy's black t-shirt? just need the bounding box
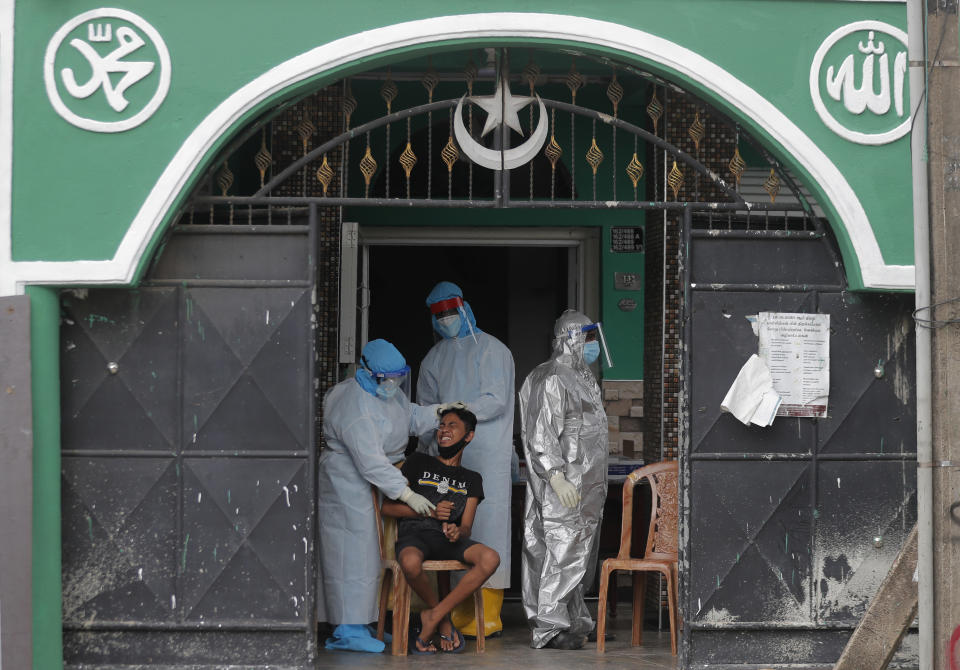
[398,451,484,537]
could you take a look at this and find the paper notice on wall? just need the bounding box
[757,312,830,418]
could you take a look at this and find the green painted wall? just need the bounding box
[10,0,912,292]
[26,286,63,670]
[601,225,645,380]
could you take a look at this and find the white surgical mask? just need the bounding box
[376,378,400,399]
[437,314,461,338]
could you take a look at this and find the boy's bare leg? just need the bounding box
[420,545,500,650]
[397,547,440,608]
[397,547,440,652]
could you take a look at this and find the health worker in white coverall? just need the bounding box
[318,338,448,653]
[519,309,613,650]
[417,281,515,637]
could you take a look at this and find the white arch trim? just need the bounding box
[4,12,915,293]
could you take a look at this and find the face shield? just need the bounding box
[580,322,614,368]
[429,296,478,343]
[361,357,412,401]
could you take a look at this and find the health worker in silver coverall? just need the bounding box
[318,338,444,653]
[417,281,515,637]
[519,309,612,650]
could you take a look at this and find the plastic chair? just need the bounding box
[371,487,485,655]
[596,460,679,654]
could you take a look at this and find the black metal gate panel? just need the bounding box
[61,224,316,666]
[683,225,917,668]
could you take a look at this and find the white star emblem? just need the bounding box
[470,77,535,138]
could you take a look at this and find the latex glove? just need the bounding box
[400,486,437,515]
[549,471,580,508]
[436,401,467,417]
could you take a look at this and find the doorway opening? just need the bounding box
[354,225,600,398]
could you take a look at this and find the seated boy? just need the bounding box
[381,406,501,654]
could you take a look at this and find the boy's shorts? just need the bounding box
[395,529,478,563]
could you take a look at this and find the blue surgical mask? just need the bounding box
[376,378,400,399]
[583,340,601,364]
[437,314,461,339]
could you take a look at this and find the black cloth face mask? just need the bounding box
[437,437,469,459]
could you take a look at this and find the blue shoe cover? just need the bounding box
[325,624,386,653]
[365,624,391,643]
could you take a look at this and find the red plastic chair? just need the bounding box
[596,460,679,654]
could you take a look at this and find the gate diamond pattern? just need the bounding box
[181,458,308,620]
[61,457,178,621]
[183,287,309,452]
[684,228,917,665]
[61,225,315,667]
[62,288,178,451]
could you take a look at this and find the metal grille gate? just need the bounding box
[54,49,918,667]
[60,221,316,666]
[680,211,918,667]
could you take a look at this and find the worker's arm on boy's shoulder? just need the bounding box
[443,497,480,542]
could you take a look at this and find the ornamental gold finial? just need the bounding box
[422,58,439,103]
[359,145,378,187]
[254,129,272,187]
[763,168,781,202]
[523,57,541,95]
[566,60,584,104]
[380,70,398,114]
[216,161,234,196]
[399,142,417,179]
[607,71,624,118]
[441,136,459,173]
[295,118,315,156]
[647,89,663,136]
[545,136,562,170]
[463,58,478,96]
[688,111,705,154]
[667,161,684,200]
[626,153,644,189]
[343,80,357,129]
[728,146,746,189]
[586,138,604,176]
[316,155,334,196]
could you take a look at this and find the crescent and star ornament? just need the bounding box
[453,76,549,171]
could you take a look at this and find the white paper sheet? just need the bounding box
[721,354,782,427]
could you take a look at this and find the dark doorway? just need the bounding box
[365,244,568,408]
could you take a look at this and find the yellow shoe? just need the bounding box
[450,588,504,637]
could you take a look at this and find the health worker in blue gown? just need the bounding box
[318,339,442,652]
[417,281,516,637]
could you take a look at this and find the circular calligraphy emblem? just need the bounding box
[44,8,171,133]
[809,21,909,145]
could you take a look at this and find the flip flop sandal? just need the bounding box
[439,627,466,654]
[410,629,436,655]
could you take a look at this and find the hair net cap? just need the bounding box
[553,309,592,339]
[426,280,464,307]
[361,338,407,374]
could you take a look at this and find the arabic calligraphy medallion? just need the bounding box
[809,21,909,145]
[44,8,171,133]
